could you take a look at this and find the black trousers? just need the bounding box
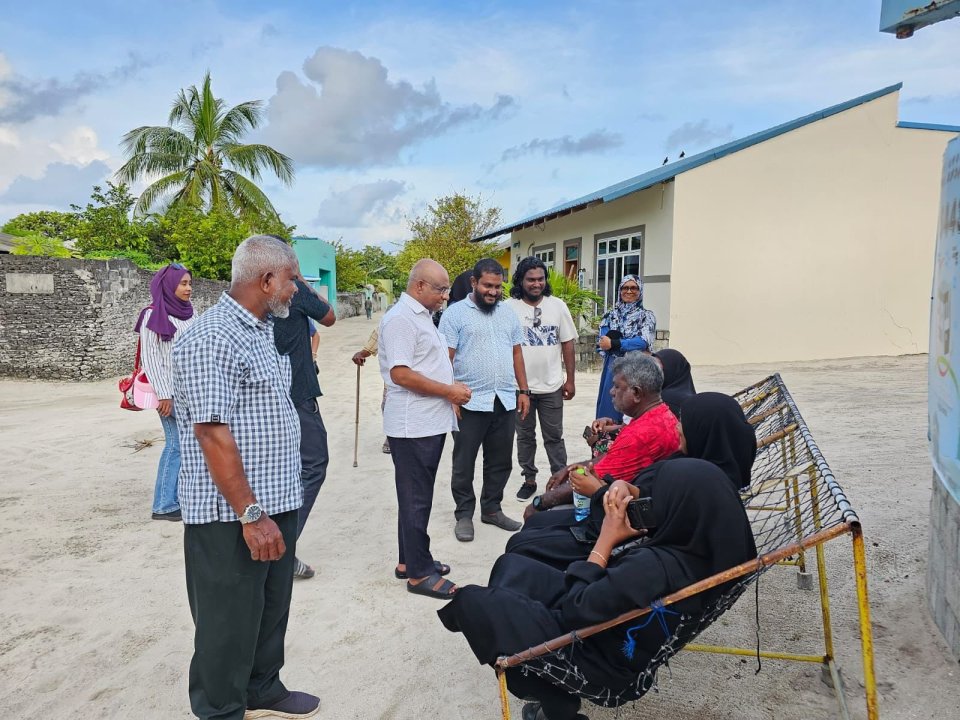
[294,397,329,539]
[389,434,445,579]
[184,510,297,720]
[515,388,568,483]
[451,397,516,519]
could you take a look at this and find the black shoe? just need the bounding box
[151,510,182,522]
[516,482,537,502]
[246,690,320,718]
[481,511,522,532]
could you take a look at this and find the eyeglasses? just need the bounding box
[621,285,640,293]
[532,306,542,328]
[419,279,450,295]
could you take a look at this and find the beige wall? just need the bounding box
[669,91,955,365]
[511,181,675,327]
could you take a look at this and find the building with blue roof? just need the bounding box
[478,84,959,364]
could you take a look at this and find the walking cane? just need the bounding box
[353,363,360,467]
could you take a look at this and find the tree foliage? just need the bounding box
[1,180,294,279]
[166,207,294,281]
[2,211,80,240]
[11,234,72,258]
[70,182,150,255]
[397,193,501,279]
[116,72,294,225]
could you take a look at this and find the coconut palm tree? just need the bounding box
[116,72,294,222]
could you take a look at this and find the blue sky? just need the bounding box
[1,1,958,248]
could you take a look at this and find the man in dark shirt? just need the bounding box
[273,276,336,579]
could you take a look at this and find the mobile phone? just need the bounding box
[582,425,594,440]
[626,497,656,531]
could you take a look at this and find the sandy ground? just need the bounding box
[1,312,958,720]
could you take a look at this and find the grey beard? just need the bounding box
[268,294,291,318]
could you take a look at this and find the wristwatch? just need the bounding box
[532,495,543,511]
[239,503,263,524]
[516,389,532,396]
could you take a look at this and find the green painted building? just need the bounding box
[291,236,337,313]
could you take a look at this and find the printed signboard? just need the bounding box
[929,136,960,502]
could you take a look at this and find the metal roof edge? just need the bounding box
[897,121,960,133]
[474,83,904,242]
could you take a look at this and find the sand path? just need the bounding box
[1,312,956,719]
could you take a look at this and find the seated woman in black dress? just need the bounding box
[516,389,756,558]
[438,459,757,720]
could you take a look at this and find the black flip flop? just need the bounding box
[406,572,457,599]
[394,561,451,580]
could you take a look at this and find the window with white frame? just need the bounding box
[595,231,642,313]
[533,246,556,269]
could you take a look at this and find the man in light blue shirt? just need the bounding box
[439,258,530,542]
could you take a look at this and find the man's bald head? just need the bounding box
[407,259,450,312]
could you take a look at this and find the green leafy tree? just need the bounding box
[397,193,501,278]
[165,207,294,281]
[2,211,80,240]
[545,268,603,327]
[116,72,294,224]
[359,244,403,285]
[333,239,367,291]
[11,234,72,258]
[71,182,150,255]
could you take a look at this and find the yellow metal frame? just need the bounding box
[493,376,879,720]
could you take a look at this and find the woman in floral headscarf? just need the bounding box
[133,263,196,521]
[595,275,656,420]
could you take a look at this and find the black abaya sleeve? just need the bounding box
[558,549,681,630]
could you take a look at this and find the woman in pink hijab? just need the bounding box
[133,263,196,521]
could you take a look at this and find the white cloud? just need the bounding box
[49,126,110,165]
[501,130,623,162]
[664,120,734,152]
[315,179,407,227]
[262,46,515,168]
[0,160,111,207]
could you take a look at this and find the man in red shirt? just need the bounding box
[523,353,679,516]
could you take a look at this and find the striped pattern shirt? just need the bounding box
[138,309,195,400]
[172,293,302,524]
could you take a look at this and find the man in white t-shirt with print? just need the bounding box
[505,256,578,502]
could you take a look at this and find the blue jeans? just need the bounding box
[153,413,181,514]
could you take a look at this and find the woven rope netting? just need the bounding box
[504,374,859,709]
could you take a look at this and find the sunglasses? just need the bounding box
[533,306,542,328]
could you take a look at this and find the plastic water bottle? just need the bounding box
[573,467,591,521]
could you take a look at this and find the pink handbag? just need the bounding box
[118,336,159,411]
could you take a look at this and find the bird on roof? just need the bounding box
[662,157,668,165]
[679,151,685,159]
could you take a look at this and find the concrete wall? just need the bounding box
[0,256,224,381]
[669,90,955,365]
[927,473,960,660]
[511,181,675,330]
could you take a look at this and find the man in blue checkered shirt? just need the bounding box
[172,235,321,720]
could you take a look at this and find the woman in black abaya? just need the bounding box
[508,391,756,570]
[655,348,696,416]
[438,459,757,720]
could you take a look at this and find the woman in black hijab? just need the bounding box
[655,348,696,416]
[507,390,757,570]
[678,392,756,490]
[439,459,757,720]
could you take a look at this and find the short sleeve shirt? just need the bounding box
[378,292,458,438]
[505,296,577,394]
[272,279,332,402]
[593,403,680,481]
[172,293,302,524]
[438,296,524,412]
